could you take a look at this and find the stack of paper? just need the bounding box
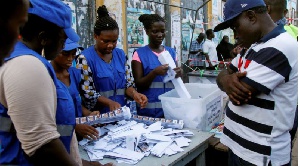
[79,120,194,164]
[131,114,184,129]
[76,106,131,125]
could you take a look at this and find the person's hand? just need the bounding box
[100,162,115,166]
[91,161,114,166]
[89,111,100,116]
[107,100,121,111]
[132,91,148,109]
[153,64,169,76]
[173,67,182,78]
[220,71,251,105]
[82,160,115,166]
[232,45,243,55]
[209,62,214,68]
[75,124,99,140]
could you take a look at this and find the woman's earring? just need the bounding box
[41,48,45,57]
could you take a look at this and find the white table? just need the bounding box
[79,129,213,166]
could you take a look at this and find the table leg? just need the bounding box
[196,151,206,166]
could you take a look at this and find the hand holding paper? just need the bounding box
[173,67,182,78]
[153,64,169,76]
[158,51,191,99]
[75,124,99,140]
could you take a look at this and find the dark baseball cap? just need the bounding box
[214,0,266,32]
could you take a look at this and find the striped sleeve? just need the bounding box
[241,48,291,94]
[229,55,239,72]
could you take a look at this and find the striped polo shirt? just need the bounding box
[221,24,298,166]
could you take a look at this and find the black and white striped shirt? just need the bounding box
[221,24,298,166]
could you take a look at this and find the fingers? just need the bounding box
[154,64,169,75]
[140,100,148,109]
[134,94,148,109]
[85,127,99,140]
[173,67,182,78]
[91,161,115,166]
[221,74,251,105]
[162,64,169,68]
[161,64,169,71]
[228,94,240,105]
[228,93,246,105]
[234,83,251,98]
[228,83,250,103]
[103,163,115,166]
[109,103,121,111]
[77,124,99,140]
[236,71,247,78]
[90,111,100,116]
[231,73,251,96]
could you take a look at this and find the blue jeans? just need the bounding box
[228,149,290,166]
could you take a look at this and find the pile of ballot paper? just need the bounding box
[79,120,194,164]
[76,106,184,129]
[76,106,132,125]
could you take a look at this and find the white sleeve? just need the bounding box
[202,41,209,54]
[0,55,60,156]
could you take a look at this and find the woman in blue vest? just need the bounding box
[76,5,148,114]
[51,39,114,166]
[51,38,101,141]
[131,14,182,118]
[0,0,81,165]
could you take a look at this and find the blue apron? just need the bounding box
[0,42,75,165]
[82,46,127,113]
[136,45,176,118]
[68,67,82,117]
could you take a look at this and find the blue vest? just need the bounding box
[82,46,127,113]
[136,45,176,118]
[68,67,82,117]
[0,42,75,165]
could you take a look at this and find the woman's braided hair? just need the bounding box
[94,5,118,35]
[138,14,165,30]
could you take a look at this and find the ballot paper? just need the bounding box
[164,142,184,156]
[174,136,191,148]
[96,127,109,137]
[163,66,176,83]
[158,51,191,99]
[131,115,184,129]
[151,141,173,157]
[76,106,131,125]
[146,121,163,132]
[125,134,140,151]
[80,120,194,164]
[144,133,172,143]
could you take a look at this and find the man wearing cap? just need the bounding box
[215,0,297,165]
[0,0,84,165]
[264,0,298,164]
